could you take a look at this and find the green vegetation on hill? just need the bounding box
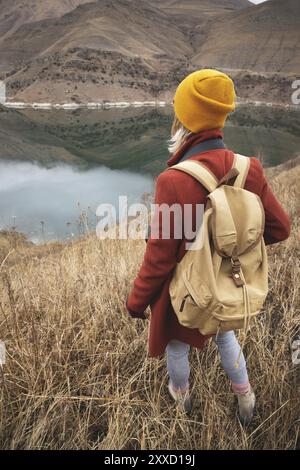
[1,104,300,173]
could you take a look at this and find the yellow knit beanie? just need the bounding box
[173,69,236,133]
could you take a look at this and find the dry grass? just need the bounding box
[0,164,299,450]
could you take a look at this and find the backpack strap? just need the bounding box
[232,154,250,188]
[208,187,237,258]
[170,160,218,193]
[170,153,250,193]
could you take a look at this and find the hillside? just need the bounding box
[147,0,252,28]
[0,0,191,67]
[0,158,299,449]
[191,0,300,73]
[1,103,299,172]
[0,0,94,71]
[0,0,298,104]
[0,0,192,102]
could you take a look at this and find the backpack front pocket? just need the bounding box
[182,271,212,310]
[177,291,202,329]
[173,272,213,329]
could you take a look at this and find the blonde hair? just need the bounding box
[167,116,192,154]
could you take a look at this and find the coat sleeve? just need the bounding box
[126,171,182,313]
[255,159,291,245]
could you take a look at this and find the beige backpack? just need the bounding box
[169,154,268,336]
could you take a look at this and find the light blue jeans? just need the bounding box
[166,330,249,391]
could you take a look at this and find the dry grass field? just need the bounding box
[0,162,299,450]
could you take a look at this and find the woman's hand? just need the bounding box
[125,300,150,320]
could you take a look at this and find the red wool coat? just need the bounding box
[127,129,291,358]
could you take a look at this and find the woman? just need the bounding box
[126,69,291,424]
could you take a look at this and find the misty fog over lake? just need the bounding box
[0,160,153,242]
[0,104,299,241]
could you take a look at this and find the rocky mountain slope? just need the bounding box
[192,0,300,73]
[0,1,94,69]
[0,0,191,68]
[0,0,192,102]
[0,0,298,104]
[146,0,251,28]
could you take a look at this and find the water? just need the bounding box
[0,161,153,242]
[0,104,299,241]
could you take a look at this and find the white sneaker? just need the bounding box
[168,381,192,414]
[235,388,256,426]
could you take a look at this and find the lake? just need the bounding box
[0,104,299,241]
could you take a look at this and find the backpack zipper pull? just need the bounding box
[179,294,189,312]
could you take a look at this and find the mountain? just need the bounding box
[0,0,190,69]
[0,0,94,30]
[191,0,300,73]
[0,0,253,103]
[148,1,251,14]
[0,0,298,104]
[146,0,252,28]
[0,0,193,102]
[0,1,94,70]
